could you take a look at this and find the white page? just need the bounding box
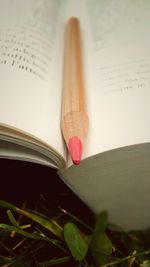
[83,0,150,157]
[0,0,66,159]
[0,139,56,167]
[60,0,150,230]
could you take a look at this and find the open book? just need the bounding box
[1,0,150,230]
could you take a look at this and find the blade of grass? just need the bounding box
[0,200,62,238]
[60,207,93,232]
[0,240,16,257]
[38,256,71,266]
[7,210,18,227]
[0,256,12,265]
[6,210,20,238]
[0,224,60,245]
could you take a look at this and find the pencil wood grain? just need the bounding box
[61,17,89,156]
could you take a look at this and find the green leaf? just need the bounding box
[143,260,150,267]
[94,211,109,233]
[0,200,62,238]
[64,222,88,261]
[89,211,112,265]
[89,233,120,266]
[91,252,112,266]
[90,232,113,255]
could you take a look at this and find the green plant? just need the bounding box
[0,200,150,267]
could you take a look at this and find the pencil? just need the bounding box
[61,17,89,165]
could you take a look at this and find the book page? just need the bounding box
[0,0,66,159]
[83,0,150,157]
[59,0,150,230]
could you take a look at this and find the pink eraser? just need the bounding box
[68,136,82,165]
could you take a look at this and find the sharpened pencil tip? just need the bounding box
[68,136,82,165]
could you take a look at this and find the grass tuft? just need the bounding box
[0,199,150,267]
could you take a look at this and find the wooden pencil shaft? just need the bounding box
[63,17,85,113]
[61,17,88,143]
